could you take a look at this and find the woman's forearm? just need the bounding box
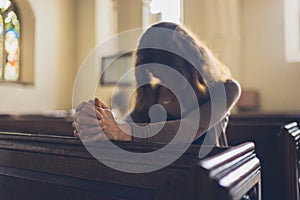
[122,80,241,143]
[116,123,132,141]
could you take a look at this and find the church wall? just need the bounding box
[241,0,300,111]
[0,0,76,113]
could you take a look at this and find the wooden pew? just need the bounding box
[230,112,300,125]
[0,132,261,200]
[0,114,73,136]
[278,122,300,200]
[227,119,300,200]
[198,142,261,200]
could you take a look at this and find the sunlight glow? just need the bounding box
[150,0,181,23]
[0,0,10,11]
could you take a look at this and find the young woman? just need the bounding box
[73,22,241,146]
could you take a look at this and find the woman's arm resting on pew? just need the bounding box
[128,79,241,143]
[73,80,241,143]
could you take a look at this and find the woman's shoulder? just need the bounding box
[213,79,241,95]
[222,79,242,108]
[224,79,240,86]
[214,79,240,87]
[224,79,241,96]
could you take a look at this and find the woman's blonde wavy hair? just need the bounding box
[132,22,231,114]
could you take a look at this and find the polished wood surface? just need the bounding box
[0,114,73,136]
[0,131,260,200]
[227,112,300,200]
[230,111,300,124]
[278,122,300,200]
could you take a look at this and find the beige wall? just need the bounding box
[95,0,144,107]
[184,0,242,82]
[242,0,300,111]
[0,0,76,113]
[75,0,95,71]
[15,0,35,83]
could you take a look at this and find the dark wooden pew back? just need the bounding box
[227,118,300,200]
[230,112,300,125]
[0,132,261,200]
[0,114,73,136]
[278,122,300,200]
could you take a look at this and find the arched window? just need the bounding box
[0,0,20,81]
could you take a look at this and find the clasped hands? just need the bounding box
[72,98,131,143]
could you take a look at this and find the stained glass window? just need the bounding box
[0,0,20,81]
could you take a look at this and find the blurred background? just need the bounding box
[0,0,299,116]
